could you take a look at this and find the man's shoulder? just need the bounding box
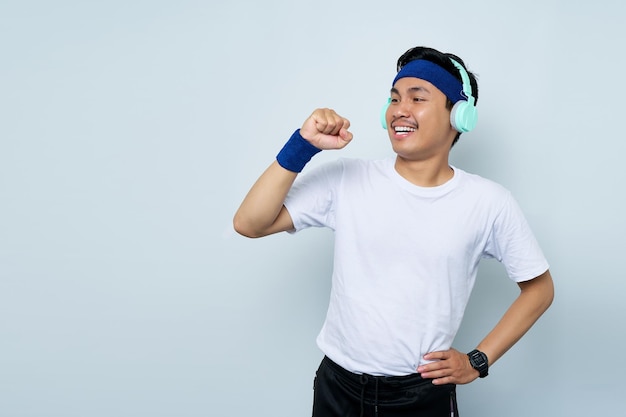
[313,157,392,176]
[455,167,510,195]
[454,168,513,211]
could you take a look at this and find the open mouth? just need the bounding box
[393,126,416,134]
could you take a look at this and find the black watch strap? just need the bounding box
[467,349,489,378]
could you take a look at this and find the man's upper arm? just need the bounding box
[517,269,554,303]
[263,205,296,236]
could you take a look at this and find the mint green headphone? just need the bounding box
[449,58,477,133]
[381,58,478,133]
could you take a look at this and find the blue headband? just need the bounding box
[393,59,465,104]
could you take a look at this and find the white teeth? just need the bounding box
[394,126,415,133]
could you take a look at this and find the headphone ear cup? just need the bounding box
[450,99,478,133]
[381,98,391,130]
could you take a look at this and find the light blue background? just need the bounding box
[1,1,625,416]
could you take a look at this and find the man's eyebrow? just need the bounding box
[390,86,431,95]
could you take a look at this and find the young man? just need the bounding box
[233,46,554,417]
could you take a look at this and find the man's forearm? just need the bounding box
[233,161,298,238]
[476,270,554,366]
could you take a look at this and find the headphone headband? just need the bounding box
[447,58,477,132]
[449,58,474,104]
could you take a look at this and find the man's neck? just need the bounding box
[394,156,454,187]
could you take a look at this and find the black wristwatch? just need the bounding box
[467,349,489,378]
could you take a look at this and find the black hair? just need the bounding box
[396,46,479,146]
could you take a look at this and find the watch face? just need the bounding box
[471,351,486,366]
[468,350,488,377]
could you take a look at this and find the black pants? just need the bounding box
[312,356,459,417]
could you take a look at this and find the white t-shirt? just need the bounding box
[284,157,549,376]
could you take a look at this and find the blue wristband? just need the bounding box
[276,129,322,173]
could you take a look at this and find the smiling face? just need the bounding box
[385,77,458,163]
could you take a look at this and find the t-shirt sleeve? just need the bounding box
[483,192,550,282]
[283,160,344,232]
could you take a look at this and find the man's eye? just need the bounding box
[390,98,399,103]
